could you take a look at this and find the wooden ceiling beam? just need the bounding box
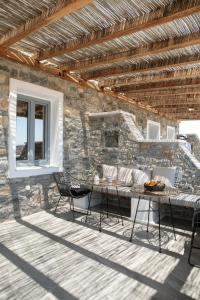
[102,68,200,89]
[113,78,200,93]
[157,106,200,113]
[128,88,200,98]
[38,0,200,61]
[61,32,200,72]
[164,111,200,116]
[0,0,91,48]
[153,102,200,109]
[84,54,200,80]
[135,94,200,103]
[1,49,174,119]
[126,84,200,94]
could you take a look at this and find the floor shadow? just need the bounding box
[151,241,197,300]
[16,218,192,300]
[48,209,183,259]
[0,242,78,300]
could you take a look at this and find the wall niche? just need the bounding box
[104,130,119,148]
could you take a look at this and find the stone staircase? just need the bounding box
[121,112,144,141]
[180,142,200,170]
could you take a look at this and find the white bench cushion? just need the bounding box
[153,166,177,187]
[102,164,117,180]
[118,167,133,186]
[132,169,151,185]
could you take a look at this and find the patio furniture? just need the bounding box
[53,172,91,219]
[188,198,200,267]
[85,180,124,231]
[129,190,177,253]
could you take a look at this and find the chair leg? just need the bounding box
[129,196,141,242]
[69,196,72,211]
[55,195,62,212]
[99,198,102,232]
[106,187,109,218]
[188,224,196,266]
[158,199,161,253]
[147,198,151,233]
[168,197,176,240]
[116,187,123,226]
[71,197,75,221]
[85,189,93,223]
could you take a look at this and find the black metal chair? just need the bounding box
[53,172,91,220]
[188,198,200,267]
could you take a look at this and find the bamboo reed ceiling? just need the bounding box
[0,0,200,120]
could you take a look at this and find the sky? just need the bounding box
[16,116,43,145]
[179,120,200,139]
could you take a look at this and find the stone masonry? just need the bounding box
[0,57,186,221]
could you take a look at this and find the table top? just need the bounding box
[86,180,179,197]
[83,180,200,207]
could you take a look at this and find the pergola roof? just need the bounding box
[0,0,200,120]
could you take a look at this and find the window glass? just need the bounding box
[35,104,46,160]
[167,126,175,139]
[16,100,28,160]
[147,121,160,139]
[16,96,49,165]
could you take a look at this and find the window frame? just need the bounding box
[9,78,63,178]
[16,94,50,166]
[167,125,176,140]
[147,120,160,140]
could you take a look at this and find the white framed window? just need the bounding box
[167,126,176,140]
[147,120,160,140]
[16,95,50,165]
[9,78,63,178]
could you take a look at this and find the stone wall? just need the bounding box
[0,57,178,221]
[187,134,200,162]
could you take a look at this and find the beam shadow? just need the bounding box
[16,219,192,300]
[48,210,183,259]
[0,242,78,300]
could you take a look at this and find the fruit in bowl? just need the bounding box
[144,180,165,191]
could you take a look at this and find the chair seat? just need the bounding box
[70,188,90,197]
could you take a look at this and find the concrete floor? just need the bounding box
[0,207,199,300]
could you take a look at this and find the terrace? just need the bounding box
[0,0,200,299]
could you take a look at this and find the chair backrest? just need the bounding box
[194,198,200,211]
[54,172,72,196]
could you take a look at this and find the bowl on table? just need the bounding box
[144,180,165,192]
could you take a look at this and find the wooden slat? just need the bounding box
[110,71,200,91]
[153,102,200,108]
[157,105,200,112]
[141,95,200,106]
[128,88,200,97]
[136,93,200,101]
[113,78,200,93]
[0,0,92,47]
[102,68,200,89]
[83,54,200,80]
[0,49,167,118]
[126,84,200,94]
[38,0,200,61]
[61,32,200,72]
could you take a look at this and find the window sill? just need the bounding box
[8,165,63,178]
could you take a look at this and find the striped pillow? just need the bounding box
[118,167,133,186]
[102,164,117,180]
[132,169,150,185]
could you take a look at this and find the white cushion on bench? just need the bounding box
[102,164,117,180]
[118,167,133,186]
[132,169,151,185]
[153,166,177,187]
